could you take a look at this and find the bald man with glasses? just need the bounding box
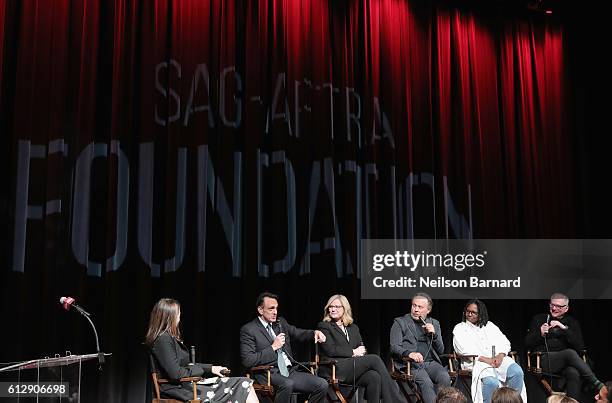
[524,292,605,399]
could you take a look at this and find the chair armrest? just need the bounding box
[317,359,339,367]
[250,365,274,372]
[248,365,274,386]
[315,359,339,379]
[297,361,318,367]
[456,354,478,359]
[526,351,543,372]
[156,376,202,383]
[440,353,456,373]
[155,375,202,400]
[398,355,416,377]
[180,377,202,382]
[441,353,477,374]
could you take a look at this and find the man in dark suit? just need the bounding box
[390,292,451,403]
[240,292,328,403]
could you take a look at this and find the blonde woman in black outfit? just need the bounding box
[145,298,259,403]
[317,294,405,403]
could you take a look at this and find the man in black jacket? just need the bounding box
[524,292,605,399]
[390,292,451,403]
[240,292,328,403]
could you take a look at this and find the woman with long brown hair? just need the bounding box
[145,298,259,403]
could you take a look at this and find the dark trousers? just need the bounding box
[411,361,451,403]
[337,354,406,403]
[542,349,598,399]
[265,366,328,403]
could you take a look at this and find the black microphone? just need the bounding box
[492,345,496,358]
[277,321,289,353]
[189,346,196,365]
[59,297,91,316]
[544,314,550,335]
[419,316,433,335]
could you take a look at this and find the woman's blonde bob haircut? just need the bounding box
[322,294,354,326]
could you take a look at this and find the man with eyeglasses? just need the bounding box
[390,292,451,403]
[524,292,605,399]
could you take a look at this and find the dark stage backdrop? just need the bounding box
[0,0,609,401]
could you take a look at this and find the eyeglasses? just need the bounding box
[329,305,343,310]
[549,303,567,310]
[465,310,479,316]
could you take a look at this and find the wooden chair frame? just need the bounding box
[312,351,359,403]
[247,364,276,401]
[151,371,201,403]
[526,349,587,396]
[445,351,519,399]
[389,356,423,403]
[247,362,314,403]
[444,352,477,393]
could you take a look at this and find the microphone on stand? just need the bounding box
[189,346,196,365]
[59,297,105,369]
[59,297,91,316]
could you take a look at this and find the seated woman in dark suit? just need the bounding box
[145,298,259,403]
[318,294,405,403]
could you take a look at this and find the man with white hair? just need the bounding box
[390,292,451,403]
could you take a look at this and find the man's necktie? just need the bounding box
[268,324,289,377]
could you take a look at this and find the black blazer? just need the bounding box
[389,314,444,370]
[240,317,314,370]
[317,321,363,380]
[150,332,212,401]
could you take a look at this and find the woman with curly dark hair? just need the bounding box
[453,299,525,403]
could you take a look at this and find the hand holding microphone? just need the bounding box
[272,333,286,350]
[420,317,435,335]
[541,314,550,336]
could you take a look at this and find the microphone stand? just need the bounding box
[543,315,553,389]
[72,307,105,370]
